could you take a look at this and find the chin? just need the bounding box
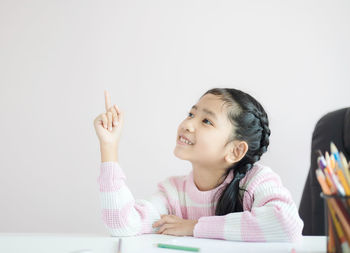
[173,147,190,161]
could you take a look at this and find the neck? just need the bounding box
[192,162,228,191]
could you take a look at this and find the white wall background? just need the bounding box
[0,0,349,234]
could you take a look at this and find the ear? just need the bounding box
[224,141,249,164]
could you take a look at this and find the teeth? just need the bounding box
[180,136,193,145]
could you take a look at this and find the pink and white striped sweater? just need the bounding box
[98,162,303,242]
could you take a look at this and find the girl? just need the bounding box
[93,88,303,242]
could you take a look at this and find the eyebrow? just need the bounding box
[191,105,217,120]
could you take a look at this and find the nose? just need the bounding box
[182,119,195,133]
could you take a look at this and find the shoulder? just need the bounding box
[157,173,188,193]
[239,163,295,211]
[239,162,284,192]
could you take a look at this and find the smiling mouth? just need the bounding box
[178,136,194,145]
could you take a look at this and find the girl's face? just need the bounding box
[174,94,235,168]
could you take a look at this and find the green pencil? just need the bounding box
[156,243,200,252]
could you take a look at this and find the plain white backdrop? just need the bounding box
[0,0,349,234]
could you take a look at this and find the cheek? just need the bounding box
[197,133,223,150]
[197,133,219,147]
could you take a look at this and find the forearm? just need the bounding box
[100,143,118,162]
[194,202,303,242]
[98,162,142,235]
[98,162,164,236]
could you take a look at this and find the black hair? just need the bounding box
[201,88,271,215]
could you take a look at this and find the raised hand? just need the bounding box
[93,90,124,146]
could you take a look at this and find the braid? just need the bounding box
[214,167,247,214]
[203,88,271,215]
[251,109,271,156]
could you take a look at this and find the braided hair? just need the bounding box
[201,88,271,215]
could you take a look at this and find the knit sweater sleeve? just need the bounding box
[193,166,304,242]
[98,162,169,236]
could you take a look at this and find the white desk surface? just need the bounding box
[0,233,326,253]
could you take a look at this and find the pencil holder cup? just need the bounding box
[321,193,350,253]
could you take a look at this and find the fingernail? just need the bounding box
[113,121,118,125]
[109,127,112,131]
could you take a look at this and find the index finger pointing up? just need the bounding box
[104,90,111,112]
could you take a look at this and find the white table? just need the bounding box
[0,233,326,253]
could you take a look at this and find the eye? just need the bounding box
[187,113,213,126]
[203,119,213,125]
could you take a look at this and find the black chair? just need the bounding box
[299,107,350,235]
